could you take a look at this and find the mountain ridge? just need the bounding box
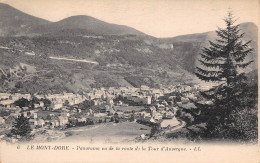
[0,3,257,94]
[32,15,146,36]
[0,3,146,36]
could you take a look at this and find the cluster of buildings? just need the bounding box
[137,104,177,126]
[0,93,31,107]
[0,84,208,136]
[35,93,87,110]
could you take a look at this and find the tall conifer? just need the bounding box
[10,114,32,138]
[194,11,254,138]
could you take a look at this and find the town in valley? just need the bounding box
[0,84,209,143]
[0,2,257,144]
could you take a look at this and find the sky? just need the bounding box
[0,0,259,37]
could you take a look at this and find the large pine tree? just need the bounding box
[194,12,254,139]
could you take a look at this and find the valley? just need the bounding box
[0,2,258,145]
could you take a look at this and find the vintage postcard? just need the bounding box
[0,0,259,162]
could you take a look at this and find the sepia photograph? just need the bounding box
[0,0,258,162]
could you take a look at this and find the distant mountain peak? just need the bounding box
[0,3,145,36]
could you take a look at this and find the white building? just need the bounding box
[58,116,69,126]
[51,103,63,110]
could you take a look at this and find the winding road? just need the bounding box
[164,120,186,134]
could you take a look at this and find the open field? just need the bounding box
[59,122,151,143]
[36,110,61,119]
